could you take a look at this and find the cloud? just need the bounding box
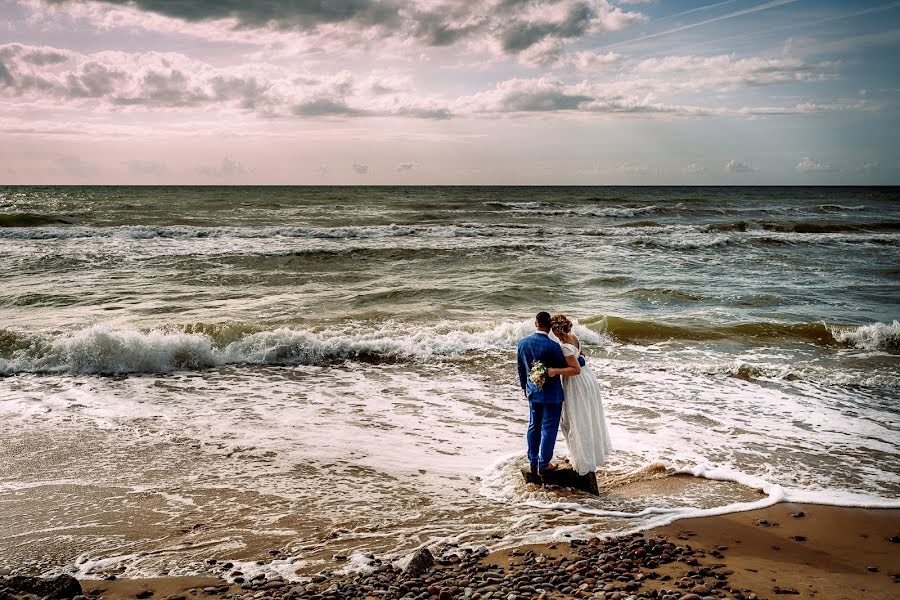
[126,159,167,176]
[59,0,405,31]
[631,54,835,91]
[497,0,643,53]
[454,53,844,116]
[569,50,621,71]
[856,161,880,175]
[0,43,451,119]
[0,43,869,123]
[352,163,369,174]
[725,159,756,173]
[198,157,247,177]
[683,162,706,175]
[292,98,368,117]
[44,0,647,57]
[457,78,592,113]
[795,156,837,173]
[54,155,98,177]
[617,162,648,175]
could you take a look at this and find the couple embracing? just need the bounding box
[517,311,612,477]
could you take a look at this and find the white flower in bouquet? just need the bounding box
[529,360,548,390]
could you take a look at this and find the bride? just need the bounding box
[550,314,613,475]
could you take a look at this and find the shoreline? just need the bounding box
[5,502,896,600]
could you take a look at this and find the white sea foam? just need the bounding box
[0,319,610,375]
[830,320,900,352]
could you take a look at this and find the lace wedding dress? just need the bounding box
[558,341,613,475]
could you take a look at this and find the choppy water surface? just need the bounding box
[0,186,898,579]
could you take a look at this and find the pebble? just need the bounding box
[0,532,782,600]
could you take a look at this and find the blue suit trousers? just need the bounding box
[526,401,562,470]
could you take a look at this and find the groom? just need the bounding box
[517,311,580,473]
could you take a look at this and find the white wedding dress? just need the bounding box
[558,341,613,475]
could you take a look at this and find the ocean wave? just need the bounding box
[4,316,895,376]
[813,204,867,213]
[0,222,560,242]
[588,315,900,353]
[0,224,426,241]
[705,220,900,234]
[0,212,72,227]
[0,320,607,375]
[485,201,549,210]
[628,235,732,250]
[677,360,900,390]
[487,202,661,218]
[829,320,900,353]
[542,206,661,218]
[619,287,707,304]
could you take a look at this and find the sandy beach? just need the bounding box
[4,502,889,600]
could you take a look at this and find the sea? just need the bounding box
[0,186,898,580]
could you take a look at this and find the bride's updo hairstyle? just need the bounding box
[550,314,573,336]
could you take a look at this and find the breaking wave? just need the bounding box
[829,320,900,353]
[2,317,896,375]
[0,320,606,375]
[586,316,900,353]
[705,220,900,234]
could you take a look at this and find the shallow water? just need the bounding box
[0,186,898,579]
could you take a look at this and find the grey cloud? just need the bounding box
[616,162,648,176]
[198,157,247,177]
[501,89,592,112]
[396,106,452,120]
[795,156,837,173]
[410,10,481,47]
[55,155,98,178]
[23,50,68,66]
[126,160,168,176]
[292,98,367,117]
[53,1,645,56]
[1,43,453,120]
[500,2,594,52]
[210,76,268,109]
[130,69,206,106]
[66,62,125,98]
[62,0,404,31]
[725,159,756,173]
[857,161,880,175]
[0,62,13,87]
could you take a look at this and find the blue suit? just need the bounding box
[517,331,569,469]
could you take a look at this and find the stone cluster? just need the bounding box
[0,533,791,600]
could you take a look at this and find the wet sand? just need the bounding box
[649,502,900,599]
[488,503,900,599]
[58,502,899,600]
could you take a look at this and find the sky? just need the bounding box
[0,0,899,184]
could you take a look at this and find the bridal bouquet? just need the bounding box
[529,360,548,389]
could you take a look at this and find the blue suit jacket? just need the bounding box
[517,332,569,404]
